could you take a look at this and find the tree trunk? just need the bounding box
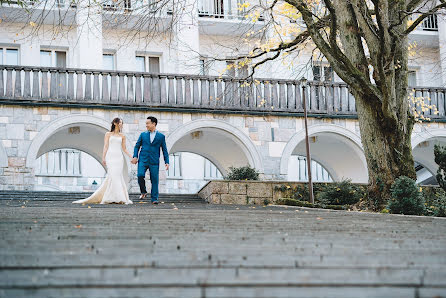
[354,91,416,210]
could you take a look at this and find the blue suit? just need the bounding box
[133,131,169,202]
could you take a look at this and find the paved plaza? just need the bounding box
[0,195,446,298]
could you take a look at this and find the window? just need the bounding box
[408,70,417,86]
[312,65,333,82]
[0,48,19,65]
[103,54,115,70]
[40,49,67,67]
[204,159,223,179]
[225,60,248,78]
[135,55,161,73]
[199,58,214,76]
[136,56,145,72]
[40,50,52,67]
[167,153,181,178]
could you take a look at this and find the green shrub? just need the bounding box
[434,144,446,191]
[316,180,362,205]
[387,176,425,215]
[225,166,259,181]
[423,187,446,217]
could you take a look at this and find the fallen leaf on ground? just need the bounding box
[317,217,323,220]
[74,225,82,229]
[88,206,91,209]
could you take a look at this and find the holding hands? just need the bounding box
[131,157,138,164]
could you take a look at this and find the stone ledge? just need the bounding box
[198,180,314,205]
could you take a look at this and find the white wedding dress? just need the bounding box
[73,135,132,205]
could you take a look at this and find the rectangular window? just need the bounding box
[0,48,3,64]
[136,56,145,72]
[136,55,161,73]
[103,54,115,70]
[56,51,66,68]
[226,61,236,77]
[5,48,19,65]
[204,159,222,179]
[323,66,333,82]
[239,64,248,78]
[40,50,52,67]
[313,65,333,82]
[40,49,67,67]
[408,70,417,86]
[167,153,181,178]
[312,65,321,81]
[149,56,160,73]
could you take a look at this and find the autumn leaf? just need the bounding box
[74,225,82,229]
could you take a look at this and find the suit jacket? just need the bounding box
[133,131,169,166]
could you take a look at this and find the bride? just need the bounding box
[73,118,133,205]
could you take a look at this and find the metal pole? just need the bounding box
[301,77,314,204]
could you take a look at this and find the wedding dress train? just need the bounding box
[73,135,132,205]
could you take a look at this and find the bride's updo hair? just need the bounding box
[110,117,122,132]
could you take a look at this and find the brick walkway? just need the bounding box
[0,198,445,298]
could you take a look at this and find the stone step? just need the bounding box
[0,267,437,287]
[3,286,438,298]
[0,191,204,203]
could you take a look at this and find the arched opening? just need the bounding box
[412,130,446,186]
[35,148,106,191]
[281,125,368,183]
[165,152,223,194]
[167,119,263,178]
[26,114,131,191]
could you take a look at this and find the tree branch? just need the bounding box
[404,2,446,35]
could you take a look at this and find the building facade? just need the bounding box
[0,0,445,193]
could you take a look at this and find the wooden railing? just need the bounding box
[0,65,445,119]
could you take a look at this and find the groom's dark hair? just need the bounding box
[147,116,158,126]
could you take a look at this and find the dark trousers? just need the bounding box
[137,163,160,202]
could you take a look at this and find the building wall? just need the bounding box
[0,104,444,192]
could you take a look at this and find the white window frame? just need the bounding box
[225,57,249,78]
[40,47,68,68]
[103,51,116,71]
[167,153,182,179]
[203,158,223,180]
[407,66,420,87]
[312,63,334,82]
[0,46,20,65]
[135,52,162,73]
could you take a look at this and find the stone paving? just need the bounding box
[0,197,446,298]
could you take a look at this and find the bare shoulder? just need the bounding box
[119,133,126,139]
[105,132,111,137]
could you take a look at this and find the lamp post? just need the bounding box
[300,77,314,204]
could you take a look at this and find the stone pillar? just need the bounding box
[438,12,446,85]
[174,0,200,74]
[73,0,103,69]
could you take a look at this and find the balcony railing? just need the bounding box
[0,65,445,119]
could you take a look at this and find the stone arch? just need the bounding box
[166,119,263,176]
[412,128,446,181]
[280,124,368,183]
[26,114,132,182]
[0,141,7,167]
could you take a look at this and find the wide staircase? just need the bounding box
[0,191,205,204]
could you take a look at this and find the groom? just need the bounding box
[131,116,169,204]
